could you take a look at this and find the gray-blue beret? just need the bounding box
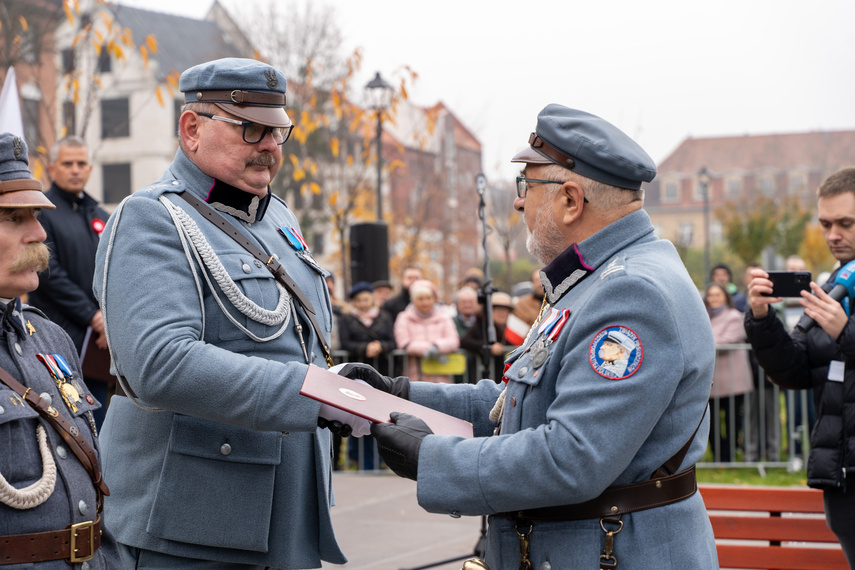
[511,104,656,190]
[0,132,54,209]
[180,58,291,128]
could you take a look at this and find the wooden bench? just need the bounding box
[699,484,846,569]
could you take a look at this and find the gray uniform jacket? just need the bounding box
[0,299,123,568]
[409,210,719,569]
[92,149,345,567]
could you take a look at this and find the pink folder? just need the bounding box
[300,365,473,438]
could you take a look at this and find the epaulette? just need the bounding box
[134,179,187,200]
[20,303,49,320]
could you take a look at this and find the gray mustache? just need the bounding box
[248,154,277,167]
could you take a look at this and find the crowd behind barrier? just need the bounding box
[332,344,813,473]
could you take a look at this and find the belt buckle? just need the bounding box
[69,520,95,563]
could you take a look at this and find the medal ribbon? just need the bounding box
[36,354,64,380]
[279,226,308,252]
[546,309,571,342]
[53,354,74,378]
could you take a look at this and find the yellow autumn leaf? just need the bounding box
[36,146,47,155]
[121,28,133,46]
[19,16,28,31]
[329,193,338,207]
[300,182,309,195]
[309,162,318,176]
[64,3,75,25]
[400,83,408,100]
[293,127,307,145]
[309,182,321,195]
[155,86,164,107]
[388,159,405,173]
[330,137,340,157]
[32,162,44,180]
[140,45,149,66]
[347,155,354,167]
[288,154,299,168]
[293,168,306,182]
[146,34,157,54]
[93,76,102,88]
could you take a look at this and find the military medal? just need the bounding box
[530,338,549,368]
[36,353,81,413]
[278,225,326,274]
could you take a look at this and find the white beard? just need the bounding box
[526,207,565,264]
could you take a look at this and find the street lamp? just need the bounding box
[698,166,711,283]
[364,71,394,220]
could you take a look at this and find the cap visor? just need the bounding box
[510,146,554,164]
[215,103,292,128]
[0,190,56,209]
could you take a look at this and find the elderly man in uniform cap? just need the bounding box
[92,58,369,568]
[340,105,718,568]
[0,132,124,567]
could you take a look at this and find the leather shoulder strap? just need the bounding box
[176,191,333,367]
[0,363,109,501]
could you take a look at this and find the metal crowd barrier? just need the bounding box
[331,344,812,474]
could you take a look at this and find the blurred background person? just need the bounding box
[705,282,753,462]
[452,286,480,338]
[507,267,544,345]
[338,281,396,470]
[394,279,459,383]
[383,266,422,323]
[372,279,393,307]
[459,291,515,382]
[27,135,111,429]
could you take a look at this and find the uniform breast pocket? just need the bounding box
[209,252,290,341]
[147,414,283,552]
[0,388,39,425]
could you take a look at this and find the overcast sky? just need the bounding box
[121,0,855,185]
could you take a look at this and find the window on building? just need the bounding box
[101,98,129,138]
[711,220,723,244]
[62,49,75,74]
[102,163,132,203]
[677,223,694,247]
[20,31,38,64]
[663,181,679,202]
[726,178,741,199]
[21,98,39,148]
[789,174,806,196]
[63,101,76,136]
[97,45,111,74]
[758,176,775,197]
[290,186,304,210]
[693,178,710,202]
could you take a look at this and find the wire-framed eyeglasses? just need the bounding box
[195,112,293,145]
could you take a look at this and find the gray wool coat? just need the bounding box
[92,149,345,568]
[409,210,719,569]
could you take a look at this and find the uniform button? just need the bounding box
[220,443,232,456]
[171,180,180,186]
[449,511,461,518]
[242,263,252,274]
[518,367,529,377]
[540,562,552,570]
[14,343,22,355]
[39,392,52,405]
[78,500,88,515]
[56,445,67,459]
[0,405,4,414]
[511,397,516,407]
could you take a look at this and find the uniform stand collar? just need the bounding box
[205,178,271,224]
[1,297,27,337]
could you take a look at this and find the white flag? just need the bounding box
[0,67,25,139]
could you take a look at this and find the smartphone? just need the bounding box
[762,271,812,297]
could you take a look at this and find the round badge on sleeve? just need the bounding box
[589,325,643,380]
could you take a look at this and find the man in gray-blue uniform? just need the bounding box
[345,105,718,569]
[0,132,123,568]
[92,58,369,569]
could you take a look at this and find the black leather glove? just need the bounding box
[317,417,352,438]
[371,411,433,481]
[336,362,410,400]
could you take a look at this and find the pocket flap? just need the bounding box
[168,414,282,465]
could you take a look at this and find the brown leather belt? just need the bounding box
[0,516,102,565]
[502,465,697,522]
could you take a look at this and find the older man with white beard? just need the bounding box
[339,105,719,569]
[0,132,124,567]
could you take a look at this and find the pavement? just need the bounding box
[321,471,484,570]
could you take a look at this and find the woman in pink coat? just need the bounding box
[705,282,753,462]
[394,279,460,383]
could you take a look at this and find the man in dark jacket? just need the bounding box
[745,167,855,565]
[26,136,111,428]
[382,266,422,323]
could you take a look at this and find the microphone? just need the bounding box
[475,173,486,196]
[796,259,855,332]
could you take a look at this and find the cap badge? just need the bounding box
[13,137,23,159]
[265,70,278,89]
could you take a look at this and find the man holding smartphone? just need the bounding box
[745,167,855,566]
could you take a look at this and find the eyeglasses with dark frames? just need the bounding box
[515,176,589,202]
[195,112,293,145]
